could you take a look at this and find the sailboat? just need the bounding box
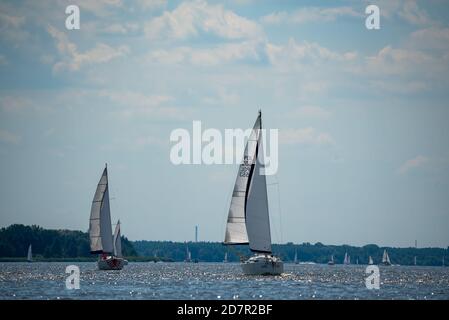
[223,111,283,275]
[89,164,127,270]
[443,256,445,267]
[223,252,228,263]
[185,243,192,262]
[327,255,335,265]
[294,250,299,264]
[26,244,32,262]
[368,256,374,265]
[343,252,350,265]
[381,249,391,266]
[414,256,417,266]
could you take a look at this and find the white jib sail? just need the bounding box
[113,220,122,258]
[89,166,114,254]
[369,256,373,265]
[245,113,272,253]
[224,115,260,245]
[27,244,32,261]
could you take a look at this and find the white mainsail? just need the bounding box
[382,249,391,264]
[224,252,228,262]
[368,256,373,265]
[294,250,298,264]
[89,166,114,254]
[27,244,32,262]
[113,220,122,258]
[224,112,271,253]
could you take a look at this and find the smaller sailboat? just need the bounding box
[343,252,350,265]
[294,250,299,264]
[185,243,192,262]
[414,256,417,266]
[26,244,32,262]
[327,255,335,265]
[381,249,391,266]
[368,256,374,265]
[442,256,445,267]
[223,252,228,263]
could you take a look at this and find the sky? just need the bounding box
[0,0,448,248]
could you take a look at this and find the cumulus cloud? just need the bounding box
[279,127,335,146]
[261,6,360,24]
[266,38,357,71]
[289,106,331,119]
[47,25,129,72]
[398,155,429,174]
[144,0,263,41]
[148,40,261,66]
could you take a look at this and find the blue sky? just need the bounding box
[0,0,449,247]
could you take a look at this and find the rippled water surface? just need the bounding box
[0,262,448,300]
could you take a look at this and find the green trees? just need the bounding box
[0,224,137,259]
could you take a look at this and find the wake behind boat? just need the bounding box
[89,164,127,270]
[223,111,283,276]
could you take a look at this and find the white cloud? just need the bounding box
[398,155,429,174]
[74,0,123,16]
[144,0,263,41]
[409,28,449,51]
[0,10,28,44]
[364,45,446,79]
[99,90,186,120]
[0,129,21,144]
[367,0,434,26]
[47,25,129,72]
[279,127,335,146]
[261,6,360,24]
[149,40,261,66]
[202,87,240,106]
[266,38,357,71]
[289,106,331,119]
[137,0,167,10]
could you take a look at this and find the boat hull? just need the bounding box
[97,256,127,270]
[241,254,283,275]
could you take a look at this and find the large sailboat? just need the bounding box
[223,111,283,275]
[89,164,127,270]
[26,244,32,262]
[381,249,391,266]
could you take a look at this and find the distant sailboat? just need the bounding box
[223,252,228,263]
[223,111,283,275]
[89,164,127,270]
[294,250,299,264]
[343,252,350,265]
[381,249,391,266]
[27,244,32,262]
[414,256,417,266]
[185,243,192,262]
[368,256,374,265]
[328,255,335,265]
[443,256,445,267]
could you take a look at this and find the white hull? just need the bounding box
[241,254,283,275]
[97,256,127,270]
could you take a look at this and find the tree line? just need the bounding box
[0,224,137,259]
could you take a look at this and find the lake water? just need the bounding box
[0,262,448,300]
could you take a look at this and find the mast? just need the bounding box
[89,164,114,254]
